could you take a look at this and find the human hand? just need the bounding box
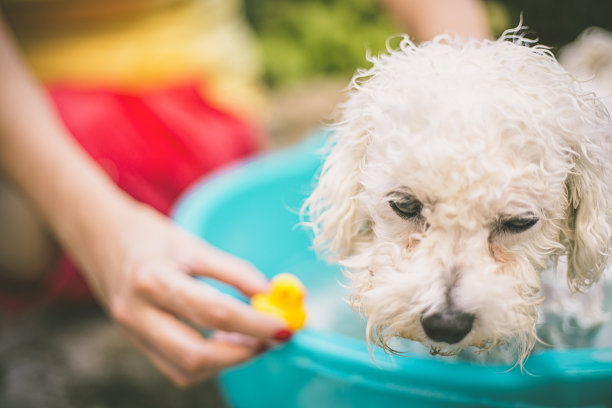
[0,12,289,388]
[70,201,290,387]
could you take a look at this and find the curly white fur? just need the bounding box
[559,27,612,114]
[304,27,612,363]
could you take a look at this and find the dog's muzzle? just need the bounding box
[420,308,475,344]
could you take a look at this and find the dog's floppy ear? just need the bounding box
[564,135,612,291]
[304,120,373,259]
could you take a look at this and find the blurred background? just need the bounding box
[247,0,611,87]
[1,0,611,407]
[254,0,612,146]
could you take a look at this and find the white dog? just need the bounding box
[304,27,612,363]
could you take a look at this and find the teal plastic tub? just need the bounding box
[173,135,612,408]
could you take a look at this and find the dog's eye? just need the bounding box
[389,198,423,220]
[499,215,539,233]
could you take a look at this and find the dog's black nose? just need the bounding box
[421,309,475,344]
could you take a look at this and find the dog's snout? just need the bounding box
[421,309,475,344]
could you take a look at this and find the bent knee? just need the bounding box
[0,177,59,281]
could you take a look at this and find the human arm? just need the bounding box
[379,0,492,42]
[0,12,287,387]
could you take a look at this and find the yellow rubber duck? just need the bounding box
[251,273,307,331]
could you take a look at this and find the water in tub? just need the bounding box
[296,255,612,364]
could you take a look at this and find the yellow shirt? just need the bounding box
[1,0,265,116]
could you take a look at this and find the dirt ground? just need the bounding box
[0,78,347,408]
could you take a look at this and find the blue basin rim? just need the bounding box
[172,133,612,405]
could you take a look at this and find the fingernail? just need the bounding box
[273,329,293,342]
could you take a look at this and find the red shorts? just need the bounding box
[0,83,264,312]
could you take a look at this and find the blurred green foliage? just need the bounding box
[243,0,612,88]
[243,0,396,87]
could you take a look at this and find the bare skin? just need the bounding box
[0,175,58,281]
[0,13,288,387]
[380,0,492,42]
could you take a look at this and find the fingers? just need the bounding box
[127,332,207,387]
[123,307,261,387]
[138,268,288,340]
[183,237,270,297]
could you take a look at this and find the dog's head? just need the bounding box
[304,32,612,361]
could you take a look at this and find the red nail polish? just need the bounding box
[273,329,293,342]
